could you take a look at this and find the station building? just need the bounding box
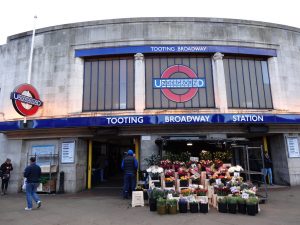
[0,18,300,193]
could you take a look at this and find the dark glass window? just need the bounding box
[145,56,215,109]
[224,57,273,109]
[83,57,134,111]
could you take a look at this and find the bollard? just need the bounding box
[57,171,65,194]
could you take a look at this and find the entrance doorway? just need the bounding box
[90,138,135,189]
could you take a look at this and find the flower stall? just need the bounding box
[143,152,261,216]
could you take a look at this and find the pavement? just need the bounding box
[0,186,299,225]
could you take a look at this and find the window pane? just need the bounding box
[224,57,273,109]
[83,57,134,111]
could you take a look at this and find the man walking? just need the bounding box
[24,157,42,210]
[121,149,138,199]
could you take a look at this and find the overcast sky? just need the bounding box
[0,0,299,45]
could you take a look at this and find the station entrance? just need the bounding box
[90,137,135,189]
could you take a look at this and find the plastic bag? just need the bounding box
[22,178,27,191]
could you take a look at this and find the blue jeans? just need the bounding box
[26,183,41,208]
[262,168,273,185]
[123,173,136,198]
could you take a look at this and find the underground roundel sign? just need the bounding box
[153,65,206,102]
[10,83,43,116]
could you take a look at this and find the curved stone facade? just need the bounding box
[1,18,300,192]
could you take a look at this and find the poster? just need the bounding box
[287,137,300,158]
[31,145,55,166]
[61,141,75,163]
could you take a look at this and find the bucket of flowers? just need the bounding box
[160,159,172,170]
[179,176,189,187]
[194,188,207,196]
[165,177,175,187]
[190,174,200,185]
[164,169,175,178]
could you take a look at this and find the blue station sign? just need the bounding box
[1,114,300,131]
[75,45,277,57]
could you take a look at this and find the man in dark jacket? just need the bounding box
[1,158,13,195]
[24,157,42,210]
[121,149,138,199]
[263,152,274,185]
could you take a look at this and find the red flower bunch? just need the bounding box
[177,167,188,177]
[165,169,175,177]
[214,159,223,169]
[160,159,172,169]
[194,188,207,196]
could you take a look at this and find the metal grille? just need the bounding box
[145,56,215,109]
[224,57,273,109]
[83,58,134,111]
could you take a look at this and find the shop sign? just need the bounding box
[153,65,206,102]
[10,83,43,116]
[286,137,300,158]
[61,141,75,163]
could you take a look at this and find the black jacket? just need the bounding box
[24,163,41,183]
[0,162,13,179]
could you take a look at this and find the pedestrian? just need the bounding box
[263,152,274,185]
[121,149,138,199]
[1,158,13,195]
[24,157,42,210]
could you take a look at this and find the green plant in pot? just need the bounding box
[217,197,228,213]
[237,196,246,214]
[227,196,238,214]
[246,197,259,216]
[149,188,164,211]
[166,199,178,214]
[156,197,167,215]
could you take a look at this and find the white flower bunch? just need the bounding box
[228,165,244,173]
[146,165,164,174]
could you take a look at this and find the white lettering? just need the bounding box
[232,115,264,122]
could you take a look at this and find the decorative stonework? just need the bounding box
[213,52,224,61]
[134,53,144,61]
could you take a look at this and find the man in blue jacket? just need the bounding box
[121,149,138,199]
[24,157,42,210]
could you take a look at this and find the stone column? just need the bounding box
[268,57,286,111]
[134,53,146,113]
[212,52,228,113]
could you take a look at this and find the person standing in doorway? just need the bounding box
[263,152,274,185]
[1,158,13,195]
[121,149,138,199]
[24,157,42,210]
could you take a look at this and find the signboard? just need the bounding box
[10,83,43,116]
[75,45,277,57]
[287,137,300,158]
[61,141,75,163]
[32,145,55,166]
[2,113,300,131]
[153,65,205,102]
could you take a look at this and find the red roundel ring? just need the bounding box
[161,65,198,102]
[11,83,42,116]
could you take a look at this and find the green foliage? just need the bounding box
[237,196,246,204]
[246,197,258,205]
[199,151,213,160]
[150,188,164,199]
[145,153,161,166]
[217,197,228,204]
[199,150,232,162]
[39,175,49,185]
[156,197,166,207]
[227,196,238,204]
[166,199,177,207]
